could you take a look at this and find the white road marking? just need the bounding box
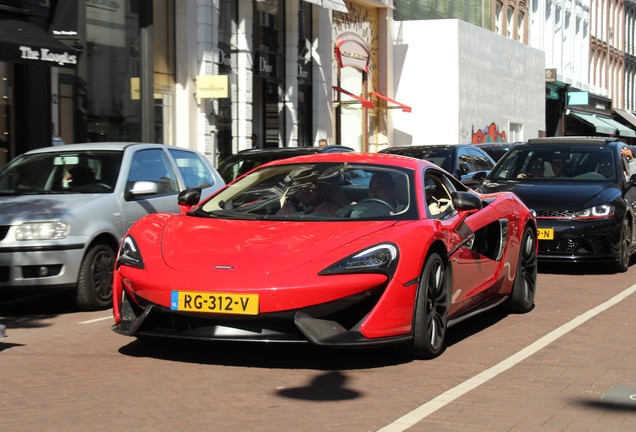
[378,282,636,432]
[78,316,112,324]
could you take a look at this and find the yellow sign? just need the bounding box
[196,75,229,99]
[130,77,140,100]
[537,228,554,240]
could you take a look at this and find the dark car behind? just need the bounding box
[218,145,354,183]
[379,144,495,188]
[476,142,522,162]
[479,136,636,272]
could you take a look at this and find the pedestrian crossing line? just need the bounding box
[377,282,636,432]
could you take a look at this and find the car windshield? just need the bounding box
[382,148,452,172]
[197,162,413,221]
[489,146,618,182]
[0,150,123,195]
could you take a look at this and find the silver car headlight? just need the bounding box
[572,204,615,221]
[15,222,69,240]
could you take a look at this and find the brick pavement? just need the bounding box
[1,266,635,432]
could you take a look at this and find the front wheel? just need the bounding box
[508,226,537,313]
[411,252,450,359]
[615,218,631,273]
[75,243,116,310]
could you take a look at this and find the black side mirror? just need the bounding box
[452,191,483,211]
[458,162,471,176]
[178,188,202,206]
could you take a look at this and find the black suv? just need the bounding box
[218,145,354,183]
[480,136,636,272]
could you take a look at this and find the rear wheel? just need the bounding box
[615,218,631,273]
[411,252,450,359]
[75,243,115,310]
[509,226,537,313]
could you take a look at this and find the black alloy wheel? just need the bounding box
[411,252,450,359]
[509,225,537,313]
[76,243,116,310]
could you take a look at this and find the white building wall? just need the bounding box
[529,0,590,91]
[392,19,545,145]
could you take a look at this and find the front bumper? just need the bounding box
[112,289,411,348]
[536,218,621,263]
[0,243,86,287]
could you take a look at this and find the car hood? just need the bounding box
[160,218,396,274]
[0,194,105,223]
[482,181,618,211]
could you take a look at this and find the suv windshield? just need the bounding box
[489,146,617,183]
[0,150,123,194]
[197,162,414,221]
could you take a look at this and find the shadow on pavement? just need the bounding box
[276,370,364,401]
[118,336,413,370]
[0,288,78,330]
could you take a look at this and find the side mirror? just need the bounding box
[125,181,158,200]
[178,188,201,214]
[459,162,471,176]
[452,191,483,211]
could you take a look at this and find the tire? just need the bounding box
[615,218,631,273]
[75,243,116,310]
[411,252,450,359]
[508,226,537,313]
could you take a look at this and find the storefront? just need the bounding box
[0,0,79,166]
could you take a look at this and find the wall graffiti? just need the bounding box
[472,123,507,144]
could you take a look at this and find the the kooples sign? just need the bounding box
[19,45,78,66]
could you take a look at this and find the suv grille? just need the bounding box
[0,226,9,241]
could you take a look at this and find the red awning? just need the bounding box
[371,91,412,112]
[332,86,374,109]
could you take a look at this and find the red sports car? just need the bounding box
[112,152,537,359]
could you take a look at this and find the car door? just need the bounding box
[423,170,502,315]
[168,148,224,200]
[120,147,182,233]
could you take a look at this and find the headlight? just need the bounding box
[15,222,69,240]
[320,243,398,275]
[117,236,144,269]
[572,204,614,220]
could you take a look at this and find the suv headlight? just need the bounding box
[15,222,69,240]
[572,204,614,220]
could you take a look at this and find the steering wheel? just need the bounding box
[359,198,395,212]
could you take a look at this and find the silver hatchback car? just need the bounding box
[0,142,224,310]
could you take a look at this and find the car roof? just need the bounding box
[380,144,475,151]
[476,142,519,148]
[22,142,169,154]
[223,145,354,160]
[525,136,626,147]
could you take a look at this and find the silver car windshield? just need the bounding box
[198,162,413,221]
[490,147,619,182]
[0,151,123,194]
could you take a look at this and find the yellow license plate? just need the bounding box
[171,291,259,315]
[537,228,554,240]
